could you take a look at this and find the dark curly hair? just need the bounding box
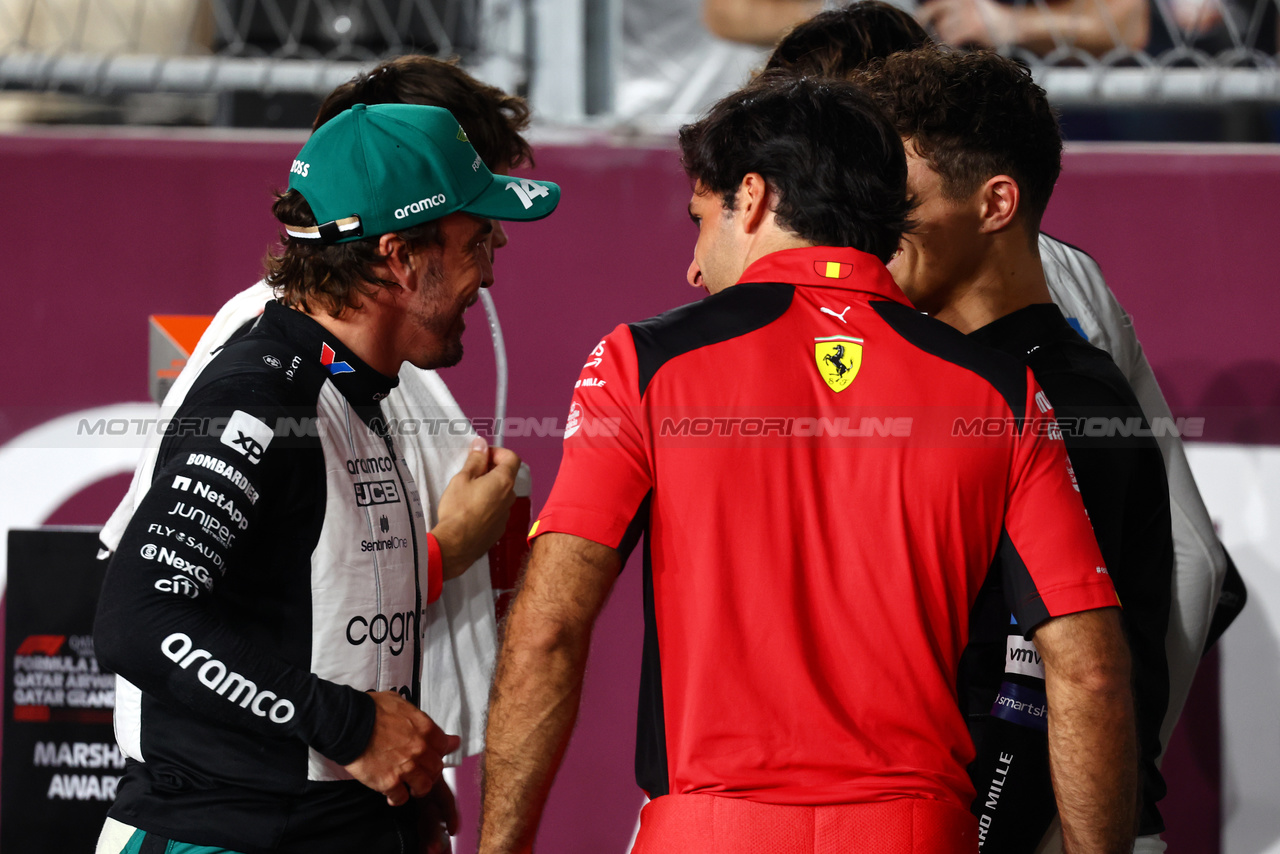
[852,48,1063,234]
[314,54,533,170]
[265,191,440,318]
[267,55,532,317]
[764,1,931,78]
[678,72,915,263]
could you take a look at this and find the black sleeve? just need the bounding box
[967,614,1058,853]
[1059,408,1172,835]
[94,375,376,766]
[970,379,1174,843]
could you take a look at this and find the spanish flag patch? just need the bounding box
[815,261,853,279]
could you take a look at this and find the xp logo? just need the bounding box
[220,410,274,465]
[320,342,354,376]
[379,515,390,534]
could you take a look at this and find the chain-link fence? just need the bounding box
[0,0,526,121]
[1,0,1278,124]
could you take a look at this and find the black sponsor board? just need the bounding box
[3,528,120,853]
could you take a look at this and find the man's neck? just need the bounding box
[930,233,1053,334]
[737,232,814,281]
[299,303,401,378]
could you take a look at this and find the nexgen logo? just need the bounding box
[161,633,295,723]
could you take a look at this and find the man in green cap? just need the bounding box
[93,103,560,854]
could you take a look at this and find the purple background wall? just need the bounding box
[3,133,1278,851]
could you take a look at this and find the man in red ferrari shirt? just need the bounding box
[479,75,1136,854]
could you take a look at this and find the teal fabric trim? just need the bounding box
[121,830,247,854]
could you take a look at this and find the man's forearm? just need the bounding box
[479,601,590,853]
[1010,0,1147,55]
[1046,670,1136,852]
[479,533,620,854]
[703,0,821,46]
[1037,609,1137,854]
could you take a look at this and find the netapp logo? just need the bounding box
[360,535,408,553]
[161,633,295,723]
[347,456,394,476]
[346,610,418,655]
[171,478,249,531]
[139,544,213,591]
[353,480,400,506]
[394,194,446,220]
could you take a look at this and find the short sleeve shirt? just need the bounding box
[533,247,1119,808]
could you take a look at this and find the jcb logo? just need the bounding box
[353,480,401,507]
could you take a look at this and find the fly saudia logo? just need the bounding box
[161,633,295,723]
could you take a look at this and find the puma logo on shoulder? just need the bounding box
[820,306,852,323]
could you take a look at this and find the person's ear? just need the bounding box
[377,234,416,291]
[978,175,1020,234]
[738,172,771,234]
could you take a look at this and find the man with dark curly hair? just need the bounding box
[479,73,1122,854]
[853,48,1173,854]
[94,61,560,854]
[765,10,1236,853]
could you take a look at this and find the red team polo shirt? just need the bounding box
[532,246,1118,812]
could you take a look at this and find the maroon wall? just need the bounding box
[3,132,1278,852]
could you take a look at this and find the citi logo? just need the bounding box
[394,194,446,219]
[290,159,310,178]
[161,632,296,723]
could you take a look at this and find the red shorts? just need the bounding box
[630,794,978,854]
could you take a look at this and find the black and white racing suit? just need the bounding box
[94,300,440,854]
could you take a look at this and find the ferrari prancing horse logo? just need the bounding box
[814,336,863,392]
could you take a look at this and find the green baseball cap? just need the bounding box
[284,103,560,243]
